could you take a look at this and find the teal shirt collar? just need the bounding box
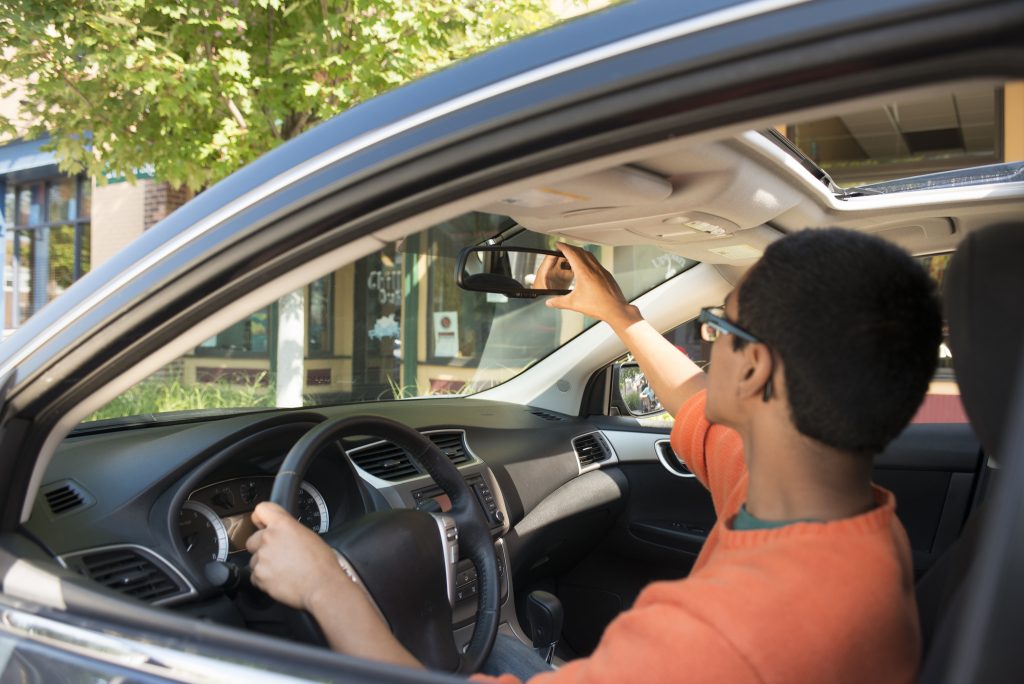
[732,504,824,531]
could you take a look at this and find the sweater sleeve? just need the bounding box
[471,585,760,684]
[668,390,746,515]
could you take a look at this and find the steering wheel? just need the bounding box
[270,415,499,674]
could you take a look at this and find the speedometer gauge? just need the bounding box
[298,482,330,534]
[178,500,229,564]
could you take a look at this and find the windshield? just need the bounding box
[83,211,695,425]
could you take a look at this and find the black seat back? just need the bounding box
[917,221,1024,680]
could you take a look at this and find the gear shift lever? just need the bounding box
[526,590,563,664]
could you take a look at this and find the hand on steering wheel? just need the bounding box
[254,415,499,674]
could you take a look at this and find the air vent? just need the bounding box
[572,432,613,469]
[531,410,568,422]
[349,431,473,480]
[75,548,183,602]
[42,480,93,516]
[429,432,471,466]
[349,442,420,481]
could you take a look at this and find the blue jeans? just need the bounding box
[478,634,555,680]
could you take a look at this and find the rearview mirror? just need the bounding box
[456,246,574,298]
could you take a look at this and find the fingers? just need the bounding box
[534,255,555,289]
[251,501,287,529]
[245,528,263,554]
[546,292,572,309]
[546,243,635,325]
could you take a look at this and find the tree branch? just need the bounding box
[226,98,248,130]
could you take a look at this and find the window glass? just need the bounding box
[783,84,1001,187]
[78,223,91,278]
[307,277,333,355]
[48,180,77,222]
[17,185,43,226]
[13,229,35,325]
[3,187,13,224]
[196,308,271,356]
[912,253,965,424]
[79,179,92,220]
[5,176,91,326]
[3,230,12,329]
[85,212,697,423]
[48,225,76,298]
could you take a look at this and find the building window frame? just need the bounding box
[4,174,91,327]
[306,275,335,358]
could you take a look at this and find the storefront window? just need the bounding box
[307,276,333,356]
[353,243,403,400]
[196,308,271,356]
[3,175,91,327]
[48,179,77,222]
[425,213,514,365]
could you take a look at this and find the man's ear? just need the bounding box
[736,343,773,401]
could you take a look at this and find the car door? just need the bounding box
[1,0,1021,681]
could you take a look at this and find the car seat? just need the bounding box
[916,221,1024,681]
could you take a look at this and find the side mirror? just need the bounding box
[456,246,574,298]
[614,362,664,417]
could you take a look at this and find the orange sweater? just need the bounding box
[478,390,920,684]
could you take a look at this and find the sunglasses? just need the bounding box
[698,306,761,344]
[698,306,774,402]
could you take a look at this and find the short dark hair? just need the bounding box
[737,228,942,454]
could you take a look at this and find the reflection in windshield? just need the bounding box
[85,212,695,423]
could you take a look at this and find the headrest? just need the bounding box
[945,222,1024,460]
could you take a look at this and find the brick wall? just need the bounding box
[143,182,192,230]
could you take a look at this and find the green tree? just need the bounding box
[0,0,554,191]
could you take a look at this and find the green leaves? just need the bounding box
[0,0,555,191]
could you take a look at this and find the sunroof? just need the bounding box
[779,83,1010,188]
[847,161,1024,195]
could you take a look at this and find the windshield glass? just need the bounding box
[83,211,695,425]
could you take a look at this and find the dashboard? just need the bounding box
[26,398,628,632]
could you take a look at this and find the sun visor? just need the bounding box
[490,166,672,216]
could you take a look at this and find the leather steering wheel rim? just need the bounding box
[270,415,499,674]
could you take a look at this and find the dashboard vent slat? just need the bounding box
[75,549,182,602]
[572,432,613,468]
[531,410,568,422]
[349,443,420,481]
[429,432,471,466]
[348,431,472,481]
[42,480,93,516]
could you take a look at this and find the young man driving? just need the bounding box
[247,228,941,683]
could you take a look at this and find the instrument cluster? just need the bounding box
[177,475,329,565]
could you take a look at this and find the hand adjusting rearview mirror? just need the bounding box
[455,246,574,298]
